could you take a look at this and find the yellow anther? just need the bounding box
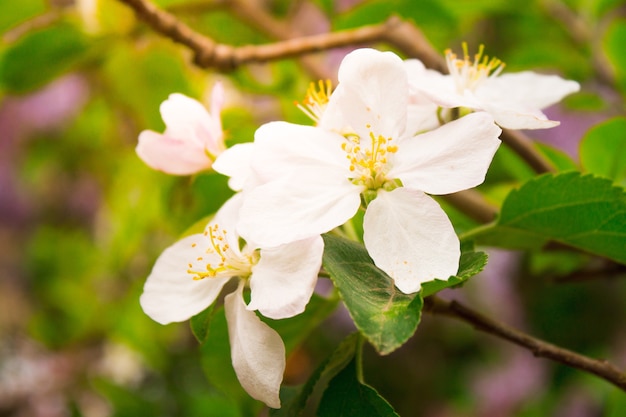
[341,128,398,190]
[186,223,255,281]
[295,79,333,124]
[446,42,505,93]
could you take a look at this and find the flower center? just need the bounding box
[187,224,255,280]
[445,43,505,93]
[341,127,398,190]
[295,79,332,124]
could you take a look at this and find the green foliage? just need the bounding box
[272,333,360,417]
[474,172,626,264]
[264,293,339,354]
[580,117,626,186]
[322,233,424,355]
[421,245,488,297]
[604,19,626,93]
[4,0,626,415]
[318,357,399,417]
[0,22,90,93]
[190,303,215,344]
[322,234,489,355]
[535,143,578,172]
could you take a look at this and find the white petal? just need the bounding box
[389,112,501,195]
[407,70,482,109]
[238,172,362,248]
[212,193,246,251]
[136,130,211,175]
[161,93,224,155]
[247,236,324,319]
[363,188,460,294]
[160,94,215,146]
[140,234,230,324]
[480,71,580,110]
[213,143,255,191]
[478,72,579,130]
[206,82,226,154]
[485,107,560,130]
[225,285,285,409]
[250,121,348,185]
[317,84,351,133]
[406,100,440,135]
[334,48,408,139]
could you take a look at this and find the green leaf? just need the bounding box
[421,246,488,298]
[474,172,626,264]
[0,22,90,93]
[190,304,215,344]
[580,117,626,186]
[322,233,423,355]
[536,142,578,172]
[604,19,626,93]
[317,358,399,417]
[271,333,359,417]
[264,293,338,354]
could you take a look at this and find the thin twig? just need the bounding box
[424,295,626,391]
[226,0,332,80]
[118,0,555,176]
[500,129,555,174]
[441,190,498,224]
[118,0,218,66]
[117,0,442,72]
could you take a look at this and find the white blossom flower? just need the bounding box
[140,194,323,408]
[406,44,580,129]
[213,142,255,191]
[136,83,226,175]
[238,48,502,294]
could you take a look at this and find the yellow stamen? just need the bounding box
[186,224,253,281]
[295,79,333,124]
[445,42,505,93]
[342,127,398,190]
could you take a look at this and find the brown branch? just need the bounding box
[166,0,228,14]
[424,295,626,391]
[225,0,332,80]
[500,129,555,174]
[2,9,63,43]
[118,0,443,72]
[118,0,218,66]
[167,0,332,80]
[119,0,554,176]
[441,190,498,224]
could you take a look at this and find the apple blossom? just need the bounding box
[406,43,580,129]
[238,48,502,294]
[140,193,323,408]
[136,83,226,175]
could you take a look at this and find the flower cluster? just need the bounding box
[137,46,579,408]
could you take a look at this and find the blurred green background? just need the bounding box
[1,0,625,416]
